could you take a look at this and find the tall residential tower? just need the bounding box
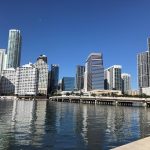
[76,65,85,90]
[104,65,122,91]
[137,38,150,88]
[121,73,131,94]
[6,29,22,69]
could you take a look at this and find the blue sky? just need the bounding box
[0,0,150,89]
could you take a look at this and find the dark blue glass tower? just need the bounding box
[50,64,59,93]
[62,77,75,91]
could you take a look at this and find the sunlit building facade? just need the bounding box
[34,55,48,95]
[137,51,149,88]
[15,63,38,96]
[84,53,104,92]
[121,73,131,94]
[105,65,122,91]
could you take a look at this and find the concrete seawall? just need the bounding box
[50,96,150,107]
[111,136,150,150]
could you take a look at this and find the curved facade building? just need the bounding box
[6,29,21,69]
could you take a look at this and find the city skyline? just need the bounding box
[1,0,150,89]
[0,29,150,89]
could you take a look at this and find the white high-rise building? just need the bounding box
[84,53,104,92]
[137,38,150,89]
[3,53,7,70]
[34,55,48,95]
[137,51,149,88]
[0,49,6,75]
[0,68,16,95]
[104,65,122,91]
[15,63,38,96]
[121,73,131,94]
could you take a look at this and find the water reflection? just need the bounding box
[11,100,35,146]
[0,100,13,150]
[0,101,150,149]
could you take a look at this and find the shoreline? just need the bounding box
[0,96,48,101]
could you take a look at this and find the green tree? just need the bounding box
[91,93,96,97]
[66,92,70,96]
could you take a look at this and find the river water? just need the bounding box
[0,100,150,150]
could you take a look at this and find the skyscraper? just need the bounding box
[84,53,104,92]
[0,49,6,75]
[137,51,149,88]
[76,65,85,90]
[49,64,59,94]
[121,73,131,94]
[6,29,22,69]
[104,65,122,91]
[137,38,150,89]
[34,55,48,95]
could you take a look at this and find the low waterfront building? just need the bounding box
[0,68,16,95]
[34,55,48,95]
[15,63,38,96]
[90,89,122,96]
[62,77,75,91]
[127,89,140,96]
[141,87,150,96]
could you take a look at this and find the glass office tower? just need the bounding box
[84,53,104,92]
[50,64,59,93]
[62,77,75,91]
[6,29,21,69]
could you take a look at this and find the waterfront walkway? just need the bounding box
[111,136,150,150]
[50,96,150,107]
